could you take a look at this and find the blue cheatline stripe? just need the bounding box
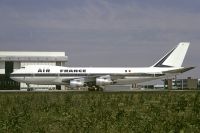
[10,73,165,77]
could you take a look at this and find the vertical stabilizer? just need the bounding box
[152,42,190,67]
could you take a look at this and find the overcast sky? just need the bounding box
[0,0,199,79]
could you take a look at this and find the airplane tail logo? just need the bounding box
[152,42,190,68]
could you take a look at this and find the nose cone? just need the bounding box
[10,73,17,81]
[10,73,22,83]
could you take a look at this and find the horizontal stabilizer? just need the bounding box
[163,67,195,74]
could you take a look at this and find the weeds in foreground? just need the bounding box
[0,92,199,132]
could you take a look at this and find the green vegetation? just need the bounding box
[0,91,200,132]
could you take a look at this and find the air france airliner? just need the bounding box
[10,42,194,90]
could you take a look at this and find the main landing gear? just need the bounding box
[88,85,103,91]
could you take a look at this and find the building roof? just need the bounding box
[0,51,66,57]
[0,51,68,62]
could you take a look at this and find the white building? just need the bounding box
[0,51,68,90]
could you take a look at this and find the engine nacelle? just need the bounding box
[96,75,112,86]
[70,79,84,88]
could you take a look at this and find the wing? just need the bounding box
[61,74,125,86]
[62,76,96,83]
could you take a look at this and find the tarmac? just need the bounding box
[0,89,199,92]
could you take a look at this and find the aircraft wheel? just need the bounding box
[87,86,95,91]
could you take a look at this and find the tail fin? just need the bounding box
[152,42,190,67]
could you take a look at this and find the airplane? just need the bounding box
[10,42,194,91]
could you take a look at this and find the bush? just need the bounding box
[0,91,200,132]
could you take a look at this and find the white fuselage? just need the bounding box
[10,65,178,85]
[10,42,193,88]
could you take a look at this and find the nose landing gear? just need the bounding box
[26,84,34,91]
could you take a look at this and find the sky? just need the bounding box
[0,0,200,80]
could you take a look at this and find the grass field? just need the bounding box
[0,91,200,133]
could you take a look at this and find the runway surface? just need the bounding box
[0,89,199,92]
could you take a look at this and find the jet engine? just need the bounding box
[70,79,84,88]
[96,75,112,86]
